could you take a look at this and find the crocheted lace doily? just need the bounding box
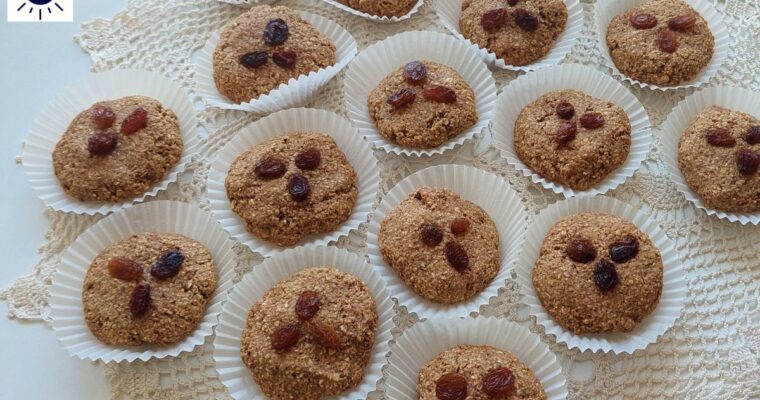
[3,0,759,398]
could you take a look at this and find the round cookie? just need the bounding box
[532,213,663,334]
[240,267,378,400]
[678,106,760,213]
[225,131,358,247]
[213,5,337,103]
[82,232,217,346]
[606,0,714,86]
[459,0,568,66]
[336,0,417,17]
[514,89,631,190]
[417,344,546,400]
[378,187,500,304]
[367,60,478,149]
[52,95,182,202]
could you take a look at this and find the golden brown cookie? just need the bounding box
[52,95,182,202]
[82,233,217,346]
[336,0,416,17]
[240,267,378,400]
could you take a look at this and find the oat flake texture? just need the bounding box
[3,0,760,399]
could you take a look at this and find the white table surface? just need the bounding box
[1,2,125,399]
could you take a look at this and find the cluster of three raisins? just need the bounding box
[565,235,639,292]
[271,290,342,351]
[386,61,458,110]
[87,105,148,156]
[552,101,606,146]
[239,19,297,70]
[107,249,185,317]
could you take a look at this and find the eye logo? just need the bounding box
[8,0,73,22]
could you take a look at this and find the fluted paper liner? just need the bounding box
[660,85,760,225]
[22,69,200,215]
[319,0,424,23]
[491,63,652,197]
[194,11,357,113]
[595,0,729,91]
[366,164,528,319]
[49,200,238,362]
[435,0,583,71]
[343,30,497,157]
[386,318,568,399]
[515,196,687,354]
[212,246,394,400]
[207,107,379,257]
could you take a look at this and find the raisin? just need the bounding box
[445,242,469,271]
[422,86,457,103]
[436,372,468,400]
[108,257,143,281]
[403,61,428,85]
[566,238,597,263]
[239,51,268,69]
[554,121,577,146]
[120,107,148,135]
[420,224,444,246]
[706,128,736,147]
[507,0,518,5]
[608,236,639,263]
[514,8,539,32]
[287,173,311,201]
[658,30,678,53]
[593,259,618,292]
[736,150,760,175]
[294,148,321,170]
[295,290,320,320]
[579,112,605,129]
[150,250,185,279]
[746,126,760,145]
[254,157,287,179]
[387,88,417,109]
[263,18,289,45]
[556,101,575,119]
[481,367,515,397]
[629,13,658,29]
[271,323,301,350]
[481,8,508,31]
[450,218,470,235]
[272,51,297,69]
[91,105,116,129]
[87,132,118,156]
[308,322,341,349]
[667,15,696,31]
[129,283,151,317]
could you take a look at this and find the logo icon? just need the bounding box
[8,0,73,22]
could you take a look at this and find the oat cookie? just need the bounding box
[225,131,358,247]
[418,344,546,400]
[82,232,217,346]
[367,60,478,149]
[678,106,760,213]
[532,213,663,333]
[514,89,631,190]
[52,95,182,202]
[606,0,714,86]
[213,5,337,103]
[336,0,416,17]
[378,187,500,304]
[240,267,378,400]
[459,0,568,66]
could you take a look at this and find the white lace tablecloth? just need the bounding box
[2,0,759,398]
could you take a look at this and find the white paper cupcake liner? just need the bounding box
[343,31,497,157]
[595,0,729,91]
[435,0,583,71]
[319,0,424,23]
[386,317,568,399]
[212,246,394,400]
[366,164,528,319]
[660,85,760,225]
[217,0,277,6]
[207,107,379,257]
[22,69,200,216]
[49,200,238,362]
[515,196,687,354]
[194,10,357,113]
[491,63,652,197]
